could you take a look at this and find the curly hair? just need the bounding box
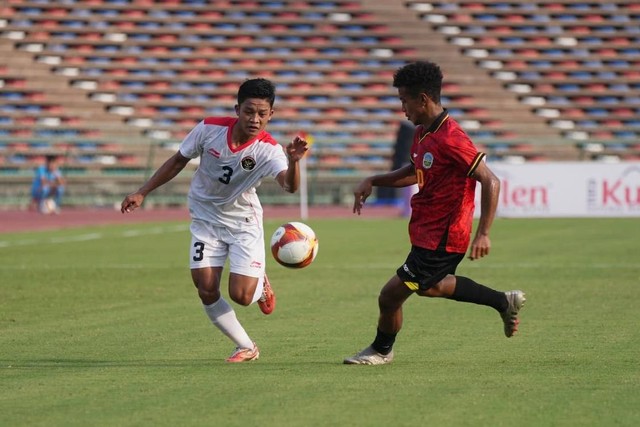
[392,61,443,104]
[237,78,276,107]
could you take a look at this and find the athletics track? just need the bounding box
[0,205,403,234]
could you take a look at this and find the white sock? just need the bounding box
[203,297,253,349]
[251,276,265,305]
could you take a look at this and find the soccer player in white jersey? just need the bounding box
[121,78,309,362]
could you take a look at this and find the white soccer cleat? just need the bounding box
[500,290,526,337]
[343,345,394,365]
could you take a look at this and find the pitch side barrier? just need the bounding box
[474,161,640,218]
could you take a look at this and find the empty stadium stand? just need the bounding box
[1,0,638,209]
[402,0,640,158]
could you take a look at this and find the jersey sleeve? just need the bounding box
[269,144,289,178]
[447,128,484,176]
[466,152,486,177]
[179,120,205,159]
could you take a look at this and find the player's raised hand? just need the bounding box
[121,192,145,213]
[353,178,373,215]
[286,135,309,162]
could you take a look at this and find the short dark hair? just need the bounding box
[393,61,443,104]
[237,78,276,107]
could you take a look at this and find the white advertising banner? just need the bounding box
[477,162,640,218]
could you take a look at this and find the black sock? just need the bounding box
[371,328,397,355]
[450,276,508,312]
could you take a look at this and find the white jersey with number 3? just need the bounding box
[179,117,289,228]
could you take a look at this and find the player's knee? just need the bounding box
[379,278,413,311]
[228,289,253,306]
[417,286,440,297]
[197,286,220,305]
[417,279,452,298]
[378,289,401,312]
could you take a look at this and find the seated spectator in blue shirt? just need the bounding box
[30,155,65,214]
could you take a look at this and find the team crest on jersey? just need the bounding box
[241,156,256,171]
[422,152,434,169]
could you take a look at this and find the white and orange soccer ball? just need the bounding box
[270,222,319,269]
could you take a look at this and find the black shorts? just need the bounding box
[396,245,465,291]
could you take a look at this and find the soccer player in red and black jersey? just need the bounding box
[344,61,526,365]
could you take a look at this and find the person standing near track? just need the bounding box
[30,154,65,214]
[121,78,309,363]
[344,61,525,365]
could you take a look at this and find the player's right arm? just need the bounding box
[276,135,309,193]
[467,160,500,260]
[353,164,416,215]
[121,151,190,213]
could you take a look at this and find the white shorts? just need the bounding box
[189,218,265,278]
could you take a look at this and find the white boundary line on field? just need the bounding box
[0,224,188,249]
[463,262,639,269]
[1,262,638,271]
[1,263,171,270]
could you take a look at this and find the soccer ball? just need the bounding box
[270,222,319,269]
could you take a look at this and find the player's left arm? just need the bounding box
[276,135,309,193]
[468,159,500,260]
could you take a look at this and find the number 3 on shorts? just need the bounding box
[193,241,205,261]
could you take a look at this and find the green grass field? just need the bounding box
[1,217,639,427]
